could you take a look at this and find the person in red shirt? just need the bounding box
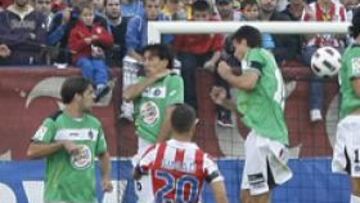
[174,0,224,114]
[133,103,229,203]
[68,2,114,102]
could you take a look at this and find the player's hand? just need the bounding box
[210,86,227,105]
[217,61,232,80]
[102,178,113,192]
[59,140,80,154]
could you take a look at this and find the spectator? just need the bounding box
[105,0,129,66]
[93,0,105,13]
[125,0,173,62]
[68,2,114,102]
[303,0,346,122]
[281,0,314,61]
[35,0,53,29]
[0,44,11,58]
[240,0,260,21]
[120,0,144,17]
[174,0,223,114]
[258,0,299,64]
[162,0,187,20]
[215,0,241,20]
[240,0,277,51]
[48,0,109,64]
[0,0,47,65]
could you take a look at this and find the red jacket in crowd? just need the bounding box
[174,32,224,55]
[68,21,114,63]
[174,18,224,55]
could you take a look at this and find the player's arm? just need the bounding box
[204,154,229,203]
[98,152,113,192]
[96,128,113,192]
[27,118,79,159]
[27,142,63,159]
[210,86,237,113]
[123,70,171,102]
[133,145,156,180]
[217,60,259,91]
[211,180,228,203]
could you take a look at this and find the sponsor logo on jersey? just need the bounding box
[33,126,48,141]
[140,101,160,125]
[70,144,92,170]
[351,57,360,75]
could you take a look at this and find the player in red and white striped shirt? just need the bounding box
[133,103,228,203]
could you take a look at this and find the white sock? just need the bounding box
[351,194,360,203]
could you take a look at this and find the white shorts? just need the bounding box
[132,136,155,203]
[332,115,360,177]
[241,130,293,196]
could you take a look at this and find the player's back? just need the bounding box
[140,139,221,203]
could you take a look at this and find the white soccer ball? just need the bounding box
[310,46,342,77]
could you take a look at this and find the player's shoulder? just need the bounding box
[47,110,63,122]
[85,113,102,126]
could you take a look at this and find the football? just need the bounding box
[310,46,342,77]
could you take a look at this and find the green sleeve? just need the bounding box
[95,127,108,155]
[31,118,56,143]
[244,49,264,75]
[166,75,184,106]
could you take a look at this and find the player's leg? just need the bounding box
[240,131,271,203]
[351,178,360,203]
[332,116,360,203]
[133,136,155,203]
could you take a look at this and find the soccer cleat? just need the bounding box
[95,85,110,103]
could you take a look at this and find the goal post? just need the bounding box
[148,21,350,44]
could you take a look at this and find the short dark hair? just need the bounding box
[78,1,95,13]
[232,25,262,48]
[61,77,92,104]
[192,0,210,12]
[171,104,196,134]
[241,0,258,10]
[350,7,360,39]
[143,44,174,69]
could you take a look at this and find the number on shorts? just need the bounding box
[355,149,360,164]
[155,170,199,202]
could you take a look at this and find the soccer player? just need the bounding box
[332,8,360,203]
[210,25,292,203]
[26,76,113,203]
[122,43,184,202]
[133,103,228,203]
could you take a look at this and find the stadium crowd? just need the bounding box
[0,0,359,122]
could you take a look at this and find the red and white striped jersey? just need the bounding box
[305,1,347,47]
[136,139,223,203]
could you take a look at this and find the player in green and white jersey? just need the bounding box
[123,43,184,203]
[27,77,113,203]
[332,8,360,203]
[211,25,292,203]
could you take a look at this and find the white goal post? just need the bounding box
[148,21,350,44]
